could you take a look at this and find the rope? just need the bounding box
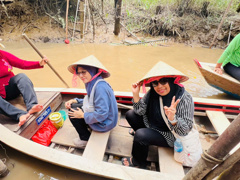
[201,150,223,164]
[0,143,15,170]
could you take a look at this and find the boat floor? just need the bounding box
[51,118,159,161]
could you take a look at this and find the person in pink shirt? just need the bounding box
[0,42,48,126]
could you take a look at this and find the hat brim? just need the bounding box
[138,61,189,87]
[67,55,110,78]
[139,75,189,87]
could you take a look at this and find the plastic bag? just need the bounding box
[31,120,58,146]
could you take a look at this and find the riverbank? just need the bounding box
[0,0,239,48]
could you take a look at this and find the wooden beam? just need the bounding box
[83,131,110,161]
[158,147,185,177]
[206,111,230,135]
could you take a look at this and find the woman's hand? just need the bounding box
[214,67,223,75]
[132,82,141,103]
[65,99,77,109]
[164,96,180,122]
[214,63,223,75]
[68,107,84,119]
[39,56,49,66]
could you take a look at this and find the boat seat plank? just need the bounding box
[206,111,230,135]
[158,147,185,177]
[83,131,110,161]
[206,110,240,155]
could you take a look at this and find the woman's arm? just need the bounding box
[2,50,43,69]
[132,91,150,116]
[168,92,194,136]
[217,34,240,65]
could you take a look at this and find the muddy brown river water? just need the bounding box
[0,41,233,179]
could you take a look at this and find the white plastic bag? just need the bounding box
[173,126,202,167]
[160,96,202,167]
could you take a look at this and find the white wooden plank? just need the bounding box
[206,111,230,135]
[82,131,110,161]
[193,97,240,106]
[206,110,240,155]
[158,147,185,177]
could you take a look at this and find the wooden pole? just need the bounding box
[79,0,85,39]
[217,160,240,180]
[183,114,240,180]
[203,148,240,180]
[101,0,104,15]
[88,0,95,41]
[209,0,233,48]
[65,0,69,40]
[113,0,122,35]
[22,34,70,88]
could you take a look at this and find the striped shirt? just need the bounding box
[132,90,194,147]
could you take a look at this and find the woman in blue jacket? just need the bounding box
[65,55,118,147]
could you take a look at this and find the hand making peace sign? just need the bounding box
[164,96,180,121]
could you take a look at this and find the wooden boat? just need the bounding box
[0,88,240,180]
[194,59,240,99]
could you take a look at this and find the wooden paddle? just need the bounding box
[65,0,69,43]
[22,33,70,88]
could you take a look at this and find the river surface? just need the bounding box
[0,41,233,179]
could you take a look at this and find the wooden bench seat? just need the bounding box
[82,130,110,161]
[206,110,239,155]
[158,147,185,177]
[206,110,230,135]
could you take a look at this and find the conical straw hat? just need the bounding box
[67,55,110,78]
[139,61,189,87]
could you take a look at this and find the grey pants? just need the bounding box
[0,73,38,121]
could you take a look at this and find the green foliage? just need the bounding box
[124,0,239,13]
[68,16,75,23]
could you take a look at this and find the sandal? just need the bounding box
[128,128,135,136]
[121,157,135,167]
[122,157,147,169]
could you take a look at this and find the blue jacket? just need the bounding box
[76,81,118,132]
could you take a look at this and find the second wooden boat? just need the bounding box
[194,59,240,99]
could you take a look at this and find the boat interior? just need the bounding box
[1,90,240,178]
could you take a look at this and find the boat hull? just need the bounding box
[194,60,240,99]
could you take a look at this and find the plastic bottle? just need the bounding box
[174,138,183,153]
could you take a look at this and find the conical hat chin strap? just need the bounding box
[89,69,107,82]
[142,75,184,93]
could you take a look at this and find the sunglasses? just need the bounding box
[152,78,169,87]
[76,70,87,76]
